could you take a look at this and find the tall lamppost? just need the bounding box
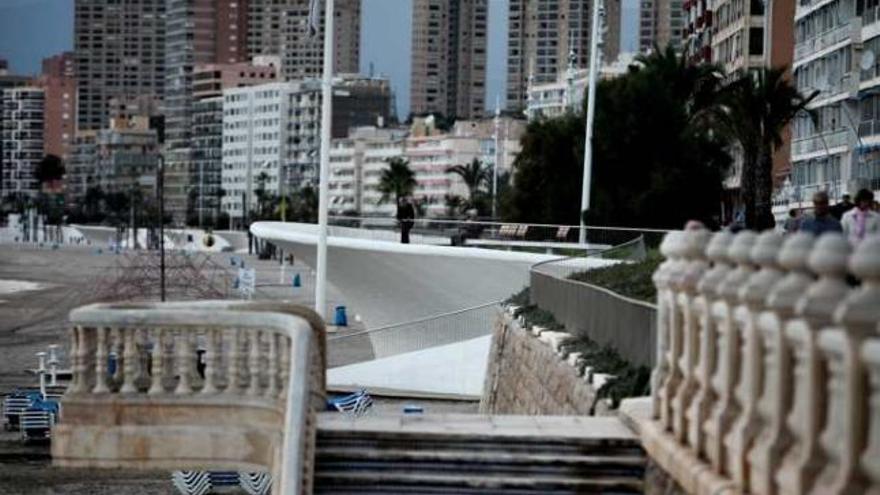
[157,153,166,302]
[579,0,605,244]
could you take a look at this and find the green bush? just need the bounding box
[568,250,663,302]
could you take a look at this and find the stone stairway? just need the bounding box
[314,413,645,494]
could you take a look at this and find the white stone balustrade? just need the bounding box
[647,231,880,495]
[52,301,327,495]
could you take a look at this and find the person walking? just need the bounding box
[799,191,843,236]
[841,188,880,244]
[397,196,416,244]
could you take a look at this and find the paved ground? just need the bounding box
[0,243,476,494]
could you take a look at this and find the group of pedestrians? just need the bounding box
[785,188,880,244]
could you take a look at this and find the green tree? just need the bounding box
[507,45,731,229]
[377,157,417,208]
[716,68,817,229]
[446,158,490,204]
[35,154,65,189]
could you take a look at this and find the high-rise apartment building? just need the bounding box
[1,87,45,198]
[507,0,621,112]
[639,0,685,53]
[0,61,32,195]
[39,53,77,163]
[164,0,251,223]
[410,0,488,119]
[74,0,165,132]
[247,0,360,80]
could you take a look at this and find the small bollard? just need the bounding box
[293,273,302,288]
[334,306,348,327]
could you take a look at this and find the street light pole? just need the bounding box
[315,0,335,320]
[157,154,166,302]
[579,0,604,244]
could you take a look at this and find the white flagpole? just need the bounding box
[316,0,334,320]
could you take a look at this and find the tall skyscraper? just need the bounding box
[1,87,45,198]
[164,0,250,223]
[410,0,488,119]
[506,0,621,112]
[74,0,165,132]
[638,0,684,53]
[248,0,361,80]
[39,53,77,163]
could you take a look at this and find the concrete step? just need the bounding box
[314,470,643,494]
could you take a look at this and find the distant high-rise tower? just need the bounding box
[506,0,620,112]
[638,0,684,53]
[410,0,487,119]
[248,0,361,80]
[39,53,77,163]
[164,0,250,223]
[74,0,165,131]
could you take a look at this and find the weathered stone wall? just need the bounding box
[479,310,601,415]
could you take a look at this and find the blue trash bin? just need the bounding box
[292,273,301,288]
[334,306,348,327]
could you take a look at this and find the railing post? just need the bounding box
[247,331,262,396]
[120,329,138,394]
[148,328,165,395]
[777,233,851,495]
[658,231,687,428]
[687,231,734,458]
[862,338,880,494]
[671,229,711,443]
[175,330,193,395]
[652,232,677,419]
[813,235,879,493]
[726,231,784,489]
[93,327,110,394]
[202,328,219,395]
[748,233,815,495]
[226,330,241,393]
[704,231,756,474]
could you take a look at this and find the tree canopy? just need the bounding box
[377,157,417,206]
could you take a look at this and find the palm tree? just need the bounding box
[446,158,490,204]
[717,68,817,229]
[377,157,417,207]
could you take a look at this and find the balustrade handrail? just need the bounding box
[646,229,880,495]
[60,300,327,495]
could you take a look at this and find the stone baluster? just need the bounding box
[725,231,784,489]
[278,335,290,399]
[174,330,193,395]
[686,231,734,458]
[659,231,688,429]
[93,327,110,394]
[266,332,280,398]
[119,329,138,393]
[862,337,880,494]
[69,325,84,393]
[112,327,124,383]
[148,328,166,395]
[247,331,262,396]
[776,233,851,495]
[704,231,757,474]
[748,233,816,495]
[671,229,711,443]
[813,235,879,493]
[226,330,241,393]
[201,328,219,394]
[652,231,679,419]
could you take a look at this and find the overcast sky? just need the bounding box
[0,0,637,117]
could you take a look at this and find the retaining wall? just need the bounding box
[480,310,606,416]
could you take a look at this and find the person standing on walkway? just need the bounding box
[800,191,843,236]
[831,193,855,220]
[397,197,416,244]
[841,188,880,244]
[783,208,802,234]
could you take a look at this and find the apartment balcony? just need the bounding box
[794,19,859,63]
[791,128,852,156]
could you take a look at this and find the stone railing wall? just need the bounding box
[646,229,880,495]
[480,309,610,416]
[52,301,326,495]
